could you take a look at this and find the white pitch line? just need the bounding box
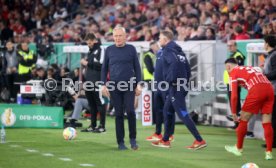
[59,158,72,161]
[9,145,20,148]
[42,153,54,157]
[7,141,37,143]
[26,149,39,153]
[79,164,95,167]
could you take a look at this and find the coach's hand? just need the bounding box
[135,84,142,96]
[80,58,88,66]
[102,85,110,98]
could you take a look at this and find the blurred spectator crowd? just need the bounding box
[1,0,276,46]
[0,39,80,104]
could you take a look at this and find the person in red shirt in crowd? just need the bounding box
[224,58,274,160]
[127,28,138,41]
[234,25,250,40]
[1,5,9,21]
[12,20,26,35]
[137,0,148,13]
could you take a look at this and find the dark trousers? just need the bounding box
[0,74,5,91]
[6,73,17,99]
[163,87,189,141]
[153,89,175,135]
[110,89,136,145]
[227,84,241,115]
[163,87,202,141]
[272,95,276,146]
[85,90,105,128]
[17,73,31,83]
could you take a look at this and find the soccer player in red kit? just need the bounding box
[224,58,274,160]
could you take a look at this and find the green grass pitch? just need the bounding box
[0,117,275,168]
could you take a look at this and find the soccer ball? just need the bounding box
[63,127,77,140]
[241,163,259,168]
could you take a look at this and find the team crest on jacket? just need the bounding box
[177,54,186,62]
[171,97,176,102]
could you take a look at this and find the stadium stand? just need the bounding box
[0,0,275,45]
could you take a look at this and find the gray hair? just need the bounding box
[113,25,126,33]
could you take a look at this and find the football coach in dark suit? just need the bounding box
[101,25,142,150]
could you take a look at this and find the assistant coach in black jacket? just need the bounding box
[81,33,106,133]
[101,26,142,150]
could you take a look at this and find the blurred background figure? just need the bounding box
[17,40,37,83]
[2,40,18,102]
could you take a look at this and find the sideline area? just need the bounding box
[0,117,274,168]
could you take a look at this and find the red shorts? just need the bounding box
[242,83,274,114]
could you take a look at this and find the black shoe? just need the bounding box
[230,122,239,129]
[245,132,255,139]
[118,143,128,150]
[69,119,77,128]
[64,122,70,128]
[75,122,83,128]
[68,120,82,128]
[226,115,234,121]
[81,126,96,132]
[69,124,76,129]
[93,127,106,133]
[130,139,138,150]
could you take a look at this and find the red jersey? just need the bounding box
[234,33,250,40]
[229,66,271,114]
